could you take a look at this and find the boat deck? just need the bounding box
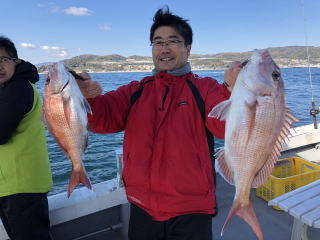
[2,124,319,240]
[48,142,320,240]
[212,174,320,239]
[47,174,320,240]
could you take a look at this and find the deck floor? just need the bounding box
[48,171,320,240]
[85,174,320,240]
[212,174,320,240]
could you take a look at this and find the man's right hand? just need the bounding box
[223,61,243,92]
[76,72,103,99]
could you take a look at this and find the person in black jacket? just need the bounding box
[0,36,53,240]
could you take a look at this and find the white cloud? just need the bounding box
[56,50,68,57]
[20,42,37,48]
[41,45,68,57]
[64,7,92,16]
[41,46,63,51]
[99,24,111,32]
[19,40,69,58]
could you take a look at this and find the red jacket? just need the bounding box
[87,72,230,221]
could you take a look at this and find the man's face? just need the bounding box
[0,48,17,84]
[152,26,191,72]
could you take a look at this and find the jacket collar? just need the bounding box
[6,60,39,86]
[152,62,192,77]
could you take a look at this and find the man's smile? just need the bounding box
[159,57,174,62]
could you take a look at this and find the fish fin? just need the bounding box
[251,108,299,188]
[208,99,232,120]
[222,199,263,240]
[67,166,92,197]
[83,98,93,115]
[215,148,235,185]
[284,107,299,125]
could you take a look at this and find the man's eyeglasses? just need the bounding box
[0,56,17,64]
[151,39,184,48]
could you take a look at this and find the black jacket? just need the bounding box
[0,61,39,144]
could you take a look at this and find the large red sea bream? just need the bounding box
[209,50,298,240]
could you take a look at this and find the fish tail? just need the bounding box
[221,199,263,240]
[67,169,92,197]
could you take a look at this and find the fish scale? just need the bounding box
[209,50,298,240]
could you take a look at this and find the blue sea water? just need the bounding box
[36,67,320,195]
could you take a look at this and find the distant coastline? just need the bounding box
[38,66,320,75]
[37,45,320,74]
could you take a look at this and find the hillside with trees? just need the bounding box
[37,46,320,73]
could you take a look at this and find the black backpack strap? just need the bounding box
[129,79,153,111]
[186,79,215,161]
[186,78,217,216]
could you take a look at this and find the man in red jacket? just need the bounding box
[77,7,242,240]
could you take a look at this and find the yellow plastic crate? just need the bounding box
[256,157,320,210]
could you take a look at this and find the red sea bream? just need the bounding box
[43,62,92,197]
[209,50,298,240]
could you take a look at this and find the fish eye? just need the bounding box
[272,71,280,81]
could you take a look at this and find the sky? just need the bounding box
[1,0,319,64]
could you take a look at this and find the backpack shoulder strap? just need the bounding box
[186,79,205,121]
[186,78,215,162]
[186,77,217,215]
[129,79,153,110]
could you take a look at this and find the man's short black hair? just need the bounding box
[150,6,193,46]
[0,36,18,58]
